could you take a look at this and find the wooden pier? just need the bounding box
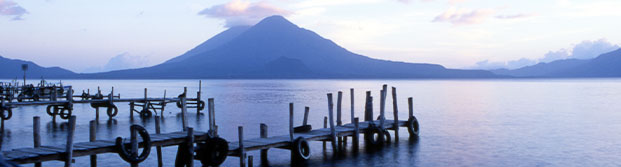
[0,85,420,167]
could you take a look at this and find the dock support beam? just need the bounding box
[238,126,245,167]
[353,117,359,150]
[155,116,163,167]
[89,121,97,167]
[260,123,268,164]
[64,116,76,167]
[33,116,41,167]
[391,87,400,142]
[327,93,337,153]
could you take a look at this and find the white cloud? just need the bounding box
[432,7,495,25]
[198,0,291,27]
[472,39,619,70]
[0,0,27,20]
[496,13,534,19]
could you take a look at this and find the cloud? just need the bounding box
[198,0,291,27]
[432,8,494,25]
[472,39,619,70]
[496,13,534,19]
[82,53,151,73]
[0,0,27,20]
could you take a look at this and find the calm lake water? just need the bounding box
[1,79,620,166]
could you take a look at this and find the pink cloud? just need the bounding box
[198,0,291,27]
[433,8,494,25]
[496,13,534,19]
[0,0,27,20]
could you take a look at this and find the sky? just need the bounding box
[0,0,620,72]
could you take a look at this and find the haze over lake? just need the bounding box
[1,79,619,166]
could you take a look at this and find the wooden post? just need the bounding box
[248,155,253,167]
[364,91,373,122]
[34,116,41,167]
[155,116,163,167]
[144,88,148,117]
[181,87,188,131]
[130,124,138,167]
[95,107,99,121]
[408,97,413,118]
[303,107,309,126]
[380,85,387,128]
[129,102,134,118]
[289,103,294,142]
[336,91,343,149]
[353,117,359,150]
[322,116,327,150]
[89,121,97,167]
[238,126,245,167]
[327,93,337,153]
[391,87,399,142]
[337,91,343,126]
[208,98,215,135]
[260,123,268,163]
[186,128,194,167]
[350,88,354,123]
[197,80,201,115]
[64,116,76,167]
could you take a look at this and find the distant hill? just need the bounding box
[0,56,76,79]
[85,15,496,79]
[492,48,621,77]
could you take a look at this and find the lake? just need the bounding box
[1,79,620,166]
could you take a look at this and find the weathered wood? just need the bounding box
[350,88,354,123]
[248,155,253,167]
[155,116,163,167]
[129,102,134,118]
[408,97,413,118]
[364,91,373,122]
[65,116,76,167]
[337,91,343,126]
[33,116,41,167]
[323,116,327,150]
[130,123,138,167]
[303,107,309,126]
[353,117,360,150]
[260,123,268,163]
[181,87,188,131]
[327,93,337,153]
[89,121,96,167]
[391,87,399,142]
[238,126,245,167]
[289,103,294,142]
[186,128,194,167]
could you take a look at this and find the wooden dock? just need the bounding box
[0,84,420,167]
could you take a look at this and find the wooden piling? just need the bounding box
[327,93,337,153]
[186,128,194,167]
[129,102,134,118]
[408,97,413,118]
[95,107,99,121]
[391,87,399,142]
[197,81,201,115]
[364,91,373,122]
[248,155,253,167]
[353,117,359,150]
[303,107,309,126]
[323,116,327,150]
[208,98,215,136]
[64,116,76,167]
[289,103,294,142]
[130,124,138,167]
[380,85,387,129]
[238,126,245,167]
[155,116,163,167]
[33,116,41,167]
[89,121,97,167]
[181,87,188,131]
[350,88,354,124]
[260,123,268,163]
[337,91,343,149]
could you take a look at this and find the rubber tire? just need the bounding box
[292,137,311,161]
[407,116,420,138]
[116,125,152,163]
[1,108,12,120]
[46,105,58,116]
[364,125,384,147]
[140,108,152,117]
[59,108,72,119]
[382,129,391,144]
[107,105,118,117]
[198,137,229,166]
[197,100,206,111]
